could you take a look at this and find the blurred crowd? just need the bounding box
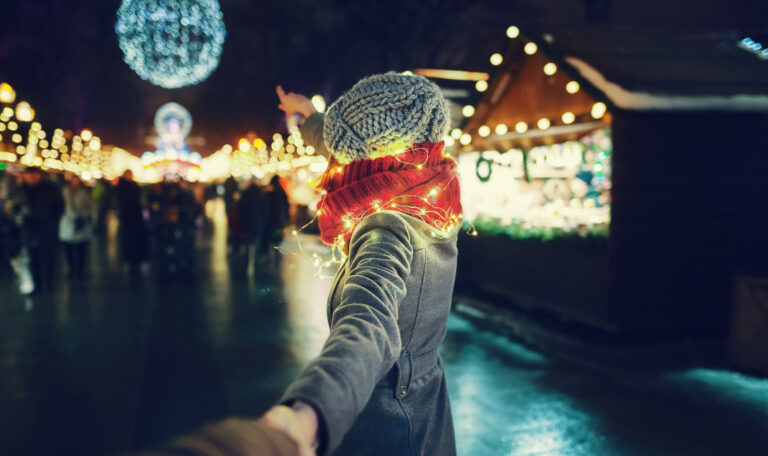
[0,168,290,295]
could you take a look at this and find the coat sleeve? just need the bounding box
[299,112,330,158]
[280,212,414,455]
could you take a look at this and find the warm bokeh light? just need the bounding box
[80,129,93,141]
[543,62,557,75]
[478,125,491,137]
[459,133,472,145]
[462,105,475,117]
[238,138,250,152]
[524,42,538,55]
[514,121,528,134]
[490,53,503,66]
[591,102,607,119]
[495,123,508,135]
[561,112,575,124]
[15,101,34,122]
[475,80,488,92]
[450,128,462,140]
[537,117,551,130]
[0,83,16,104]
[311,94,326,113]
[566,81,580,94]
[506,26,520,39]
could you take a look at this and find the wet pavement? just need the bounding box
[1,200,767,456]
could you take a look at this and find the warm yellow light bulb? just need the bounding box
[475,80,488,92]
[537,118,551,130]
[514,122,528,134]
[478,125,491,137]
[495,124,508,135]
[490,53,503,66]
[543,62,557,75]
[462,105,475,117]
[0,82,16,104]
[561,112,575,124]
[591,102,607,119]
[459,133,472,145]
[524,42,538,55]
[443,136,455,147]
[450,128,462,140]
[238,138,250,152]
[311,95,326,113]
[15,101,34,122]
[80,129,93,141]
[566,81,580,94]
[506,25,520,39]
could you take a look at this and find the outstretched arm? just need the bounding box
[275,86,329,158]
[264,213,414,455]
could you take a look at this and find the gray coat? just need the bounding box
[281,210,458,455]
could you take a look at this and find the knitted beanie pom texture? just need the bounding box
[323,72,451,164]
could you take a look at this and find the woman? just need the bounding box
[59,174,95,279]
[263,73,462,456]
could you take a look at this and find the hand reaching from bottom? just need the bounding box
[260,402,319,456]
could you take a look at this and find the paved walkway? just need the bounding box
[0,200,766,455]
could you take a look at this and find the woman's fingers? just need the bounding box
[276,85,287,100]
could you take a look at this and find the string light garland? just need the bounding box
[115,0,227,89]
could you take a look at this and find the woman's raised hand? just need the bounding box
[276,85,317,118]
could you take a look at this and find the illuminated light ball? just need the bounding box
[238,138,250,152]
[89,138,101,150]
[566,81,580,94]
[222,144,233,153]
[443,136,455,147]
[36,130,45,139]
[39,139,49,149]
[591,102,607,119]
[253,138,266,149]
[561,112,575,124]
[495,123,508,135]
[514,121,528,134]
[16,145,25,154]
[459,133,472,145]
[0,83,16,103]
[478,125,491,137]
[462,105,475,117]
[489,53,503,66]
[81,129,93,141]
[450,128,462,140]
[8,121,17,131]
[537,117,551,130]
[305,145,315,155]
[0,123,4,131]
[30,122,42,131]
[154,102,192,137]
[506,25,520,39]
[524,42,538,55]
[15,101,34,122]
[81,171,92,181]
[311,94,326,113]
[475,80,488,92]
[543,62,557,75]
[115,0,227,89]
[2,107,13,118]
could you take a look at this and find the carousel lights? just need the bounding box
[524,42,538,55]
[514,121,528,134]
[537,117,551,130]
[115,0,227,88]
[15,101,34,122]
[506,25,520,39]
[478,125,491,137]
[566,81,580,94]
[475,80,488,92]
[543,62,557,75]
[459,133,472,145]
[490,53,503,66]
[591,102,607,119]
[561,111,575,124]
[462,105,475,117]
[0,83,16,104]
[495,123,508,135]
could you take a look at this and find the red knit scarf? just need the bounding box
[315,142,462,247]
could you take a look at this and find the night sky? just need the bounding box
[2,0,765,155]
[1,0,520,154]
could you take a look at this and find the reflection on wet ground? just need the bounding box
[0,200,766,455]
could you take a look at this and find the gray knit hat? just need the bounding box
[323,72,450,164]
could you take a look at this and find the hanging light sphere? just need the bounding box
[115,0,227,89]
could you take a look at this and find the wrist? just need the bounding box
[291,400,319,446]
